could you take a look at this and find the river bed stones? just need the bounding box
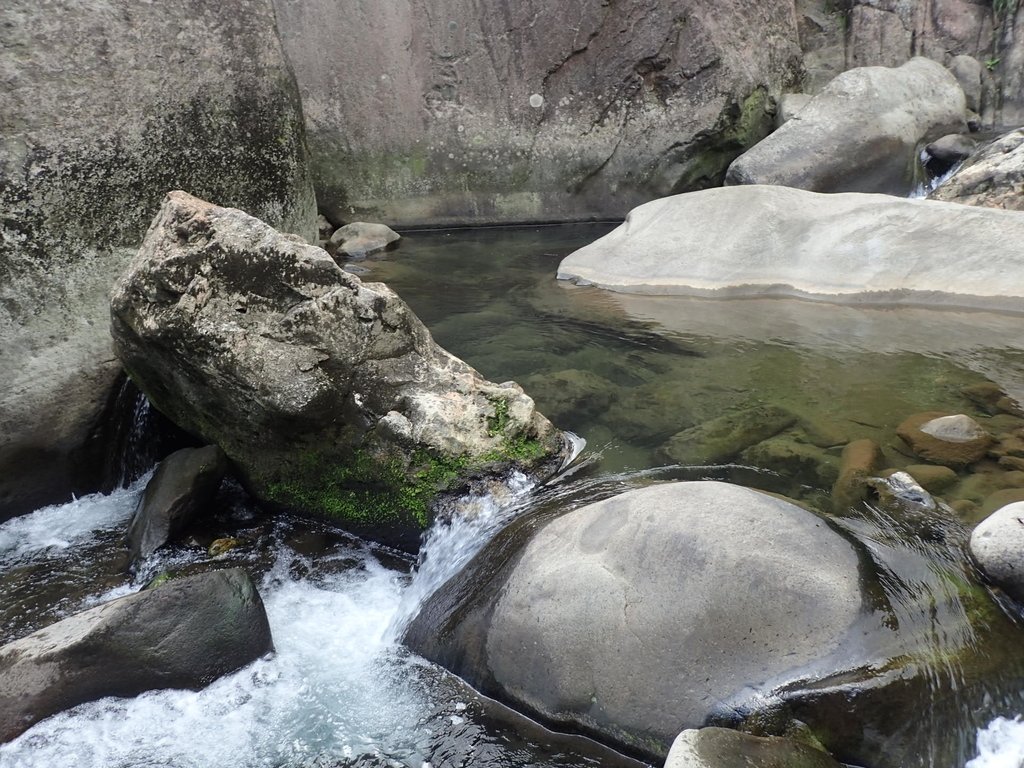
[0,568,272,743]
[896,412,993,467]
[659,405,796,466]
[110,192,568,550]
[832,439,883,512]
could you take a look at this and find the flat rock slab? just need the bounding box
[110,192,567,549]
[0,568,272,743]
[557,185,1024,312]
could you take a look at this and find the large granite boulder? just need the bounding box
[556,185,1024,312]
[0,0,316,519]
[405,481,866,759]
[111,192,568,549]
[272,0,803,227]
[725,58,966,194]
[930,127,1024,211]
[0,568,272,743]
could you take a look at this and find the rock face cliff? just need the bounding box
[272,0,805,226]
[0,0,317,517]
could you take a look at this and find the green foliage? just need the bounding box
[985,56,1001,71]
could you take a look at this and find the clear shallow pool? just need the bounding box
[4,223,1024,767]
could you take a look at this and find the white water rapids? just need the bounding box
[0,472,543,768]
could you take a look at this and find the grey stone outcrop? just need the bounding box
[111,192,567,550]
[725,58,966,194]
[556,185,1024,312]
[127,446,229,564]
[0,568,272,743]
[0,0,316,519]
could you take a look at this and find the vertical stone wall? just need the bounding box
[0,0,317,516]
[273,0,805,227]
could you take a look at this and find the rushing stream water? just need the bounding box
[4,224,1024,767]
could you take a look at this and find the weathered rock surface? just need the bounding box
[833,439,883,512]
[970,501,1024,602]
[897,412,993,467]
[272,0,803,227]
[725,58,966,194]
[930,127,1024,211]
[405,481,865,759]
[0,568,272,743]
[665,728,843,768]
[556,185,1024,312]
[111,192,567,549]
[0,0,316,519]
[925,133,977,168]
[327,222,401,259]
[127,446,228,564]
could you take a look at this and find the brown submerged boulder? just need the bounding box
[110,192,568,550]
[896,412,993,467]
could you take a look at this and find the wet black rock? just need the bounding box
[127,445,228,564]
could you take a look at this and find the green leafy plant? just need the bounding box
[985,56,1001,71]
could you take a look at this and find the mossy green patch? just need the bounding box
[262,429,553,531]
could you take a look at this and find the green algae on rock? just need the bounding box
[110,193,568,550]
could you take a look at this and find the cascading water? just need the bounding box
[0,441,640,768]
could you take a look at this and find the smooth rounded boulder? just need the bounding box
[556,185,1024,312]
[111,192,568,549]
[127,445,229,565]
[725,58,966,194]
[930,127,1024,211]
[0,568,272,743]
[405,481,864,759]
[970,501,1024,602]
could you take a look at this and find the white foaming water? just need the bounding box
[0,477,147,567]
[968,717,1024,768]
[386,471,534,640]
[0,470,541,768]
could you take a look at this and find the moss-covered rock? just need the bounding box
[111,193,568,550]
